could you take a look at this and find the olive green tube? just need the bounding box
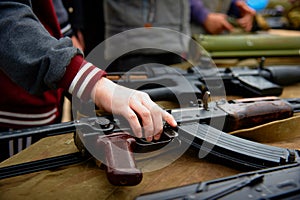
[193,34,300,52]
[209,49,300,58]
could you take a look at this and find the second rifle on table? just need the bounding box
[107,62,300,102]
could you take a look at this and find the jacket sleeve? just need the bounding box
[228,0,242,18]
[190,0,210,25]
[0,1,105,101]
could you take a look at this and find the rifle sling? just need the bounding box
[231,114,300,143]
[0,152,86,179]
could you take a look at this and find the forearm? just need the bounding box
[0,3,100,99]
[0,2,106,102]
[0,2,78,94]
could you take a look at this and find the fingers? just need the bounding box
[127,92,177,142]
[140,98,177,142]
[153,110,178,141]
[235,0,255,32]
[134,95,163,142]
[237,16,253,32]
[218,14,234,33]
[145,103,164,141]
[132,100,156,141]
[125,108,143,139]
[205,13,234,34]
[162,110,177,127]
[222,20,234,32]
[97,83,177,142]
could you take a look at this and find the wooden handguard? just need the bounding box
[97,132,143,186]
[217,97,294,132]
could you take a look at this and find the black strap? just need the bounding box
[0,152,86,179]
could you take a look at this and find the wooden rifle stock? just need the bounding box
[218,97,294,132]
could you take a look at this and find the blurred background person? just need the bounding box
[53,0,85,51]
[190,0,256,34]
[62,0,105,55]
[102,0,191,72]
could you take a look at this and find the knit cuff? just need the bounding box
[58,55,107,101]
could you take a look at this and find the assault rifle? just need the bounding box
[0,96,299,186]
[108,63,300,101]
[136,163,300,200]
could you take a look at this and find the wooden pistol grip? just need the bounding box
[97,132,143,186]
[217,99,294,132]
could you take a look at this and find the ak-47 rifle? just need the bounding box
[109,63,300,100]
[135,163,300,200]
[0,96,299,186]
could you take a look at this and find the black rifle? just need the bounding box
[0,97,299,186]
[135,163,300,200]
[109,63,300,101]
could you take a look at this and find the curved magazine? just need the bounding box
[177,122,299,169]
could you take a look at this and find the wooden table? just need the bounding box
[1,82,300,200]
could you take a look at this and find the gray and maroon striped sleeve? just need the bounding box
[58,55,107,101]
